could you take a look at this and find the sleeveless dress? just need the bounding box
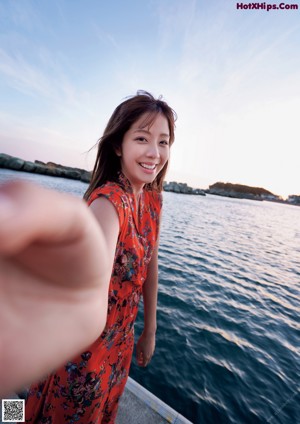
[24,173,162,423]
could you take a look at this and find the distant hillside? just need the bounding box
[209,182,274,196]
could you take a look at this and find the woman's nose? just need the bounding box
[146,142,160,158]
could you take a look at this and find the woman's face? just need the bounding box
[118,113,170,195]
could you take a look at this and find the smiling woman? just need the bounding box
[115,113,171,196]
[24,91,177,424]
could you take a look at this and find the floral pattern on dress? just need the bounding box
[24,173,162,424]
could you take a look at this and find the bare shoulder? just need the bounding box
[88,196,119,259]
[89,196,118,221]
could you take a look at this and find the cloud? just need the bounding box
[92,24,120,50]
[0,41,103,123]
[155,0,197,54]
[0,48,54,99]
[6,0,41,32]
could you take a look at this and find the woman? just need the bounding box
[24,90,176,423]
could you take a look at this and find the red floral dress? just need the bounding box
[24,173,162,423]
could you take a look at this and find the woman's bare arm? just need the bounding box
[136,239,159,367]
[0,181,117,397]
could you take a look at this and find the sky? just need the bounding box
[0,0,299,198]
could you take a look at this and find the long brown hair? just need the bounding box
[83,91,176,201]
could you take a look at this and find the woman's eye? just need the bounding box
[160,140,169,146]
[136,137,147,142]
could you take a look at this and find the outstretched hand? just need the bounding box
[0,181,110,397]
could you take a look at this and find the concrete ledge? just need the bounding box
[117,377,193,424]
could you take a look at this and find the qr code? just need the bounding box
[1,399,25,422]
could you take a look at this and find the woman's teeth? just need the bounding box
[140,163,156,170]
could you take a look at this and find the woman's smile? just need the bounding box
[139,162,159,172]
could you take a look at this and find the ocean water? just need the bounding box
[1,169,299,424]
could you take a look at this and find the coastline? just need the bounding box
[0,153,299,205]
[0,153,91,183]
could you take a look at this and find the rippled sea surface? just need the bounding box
[1,169,299,424]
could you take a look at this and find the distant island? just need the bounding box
[0,153,299,206]
[209,182,276,200]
